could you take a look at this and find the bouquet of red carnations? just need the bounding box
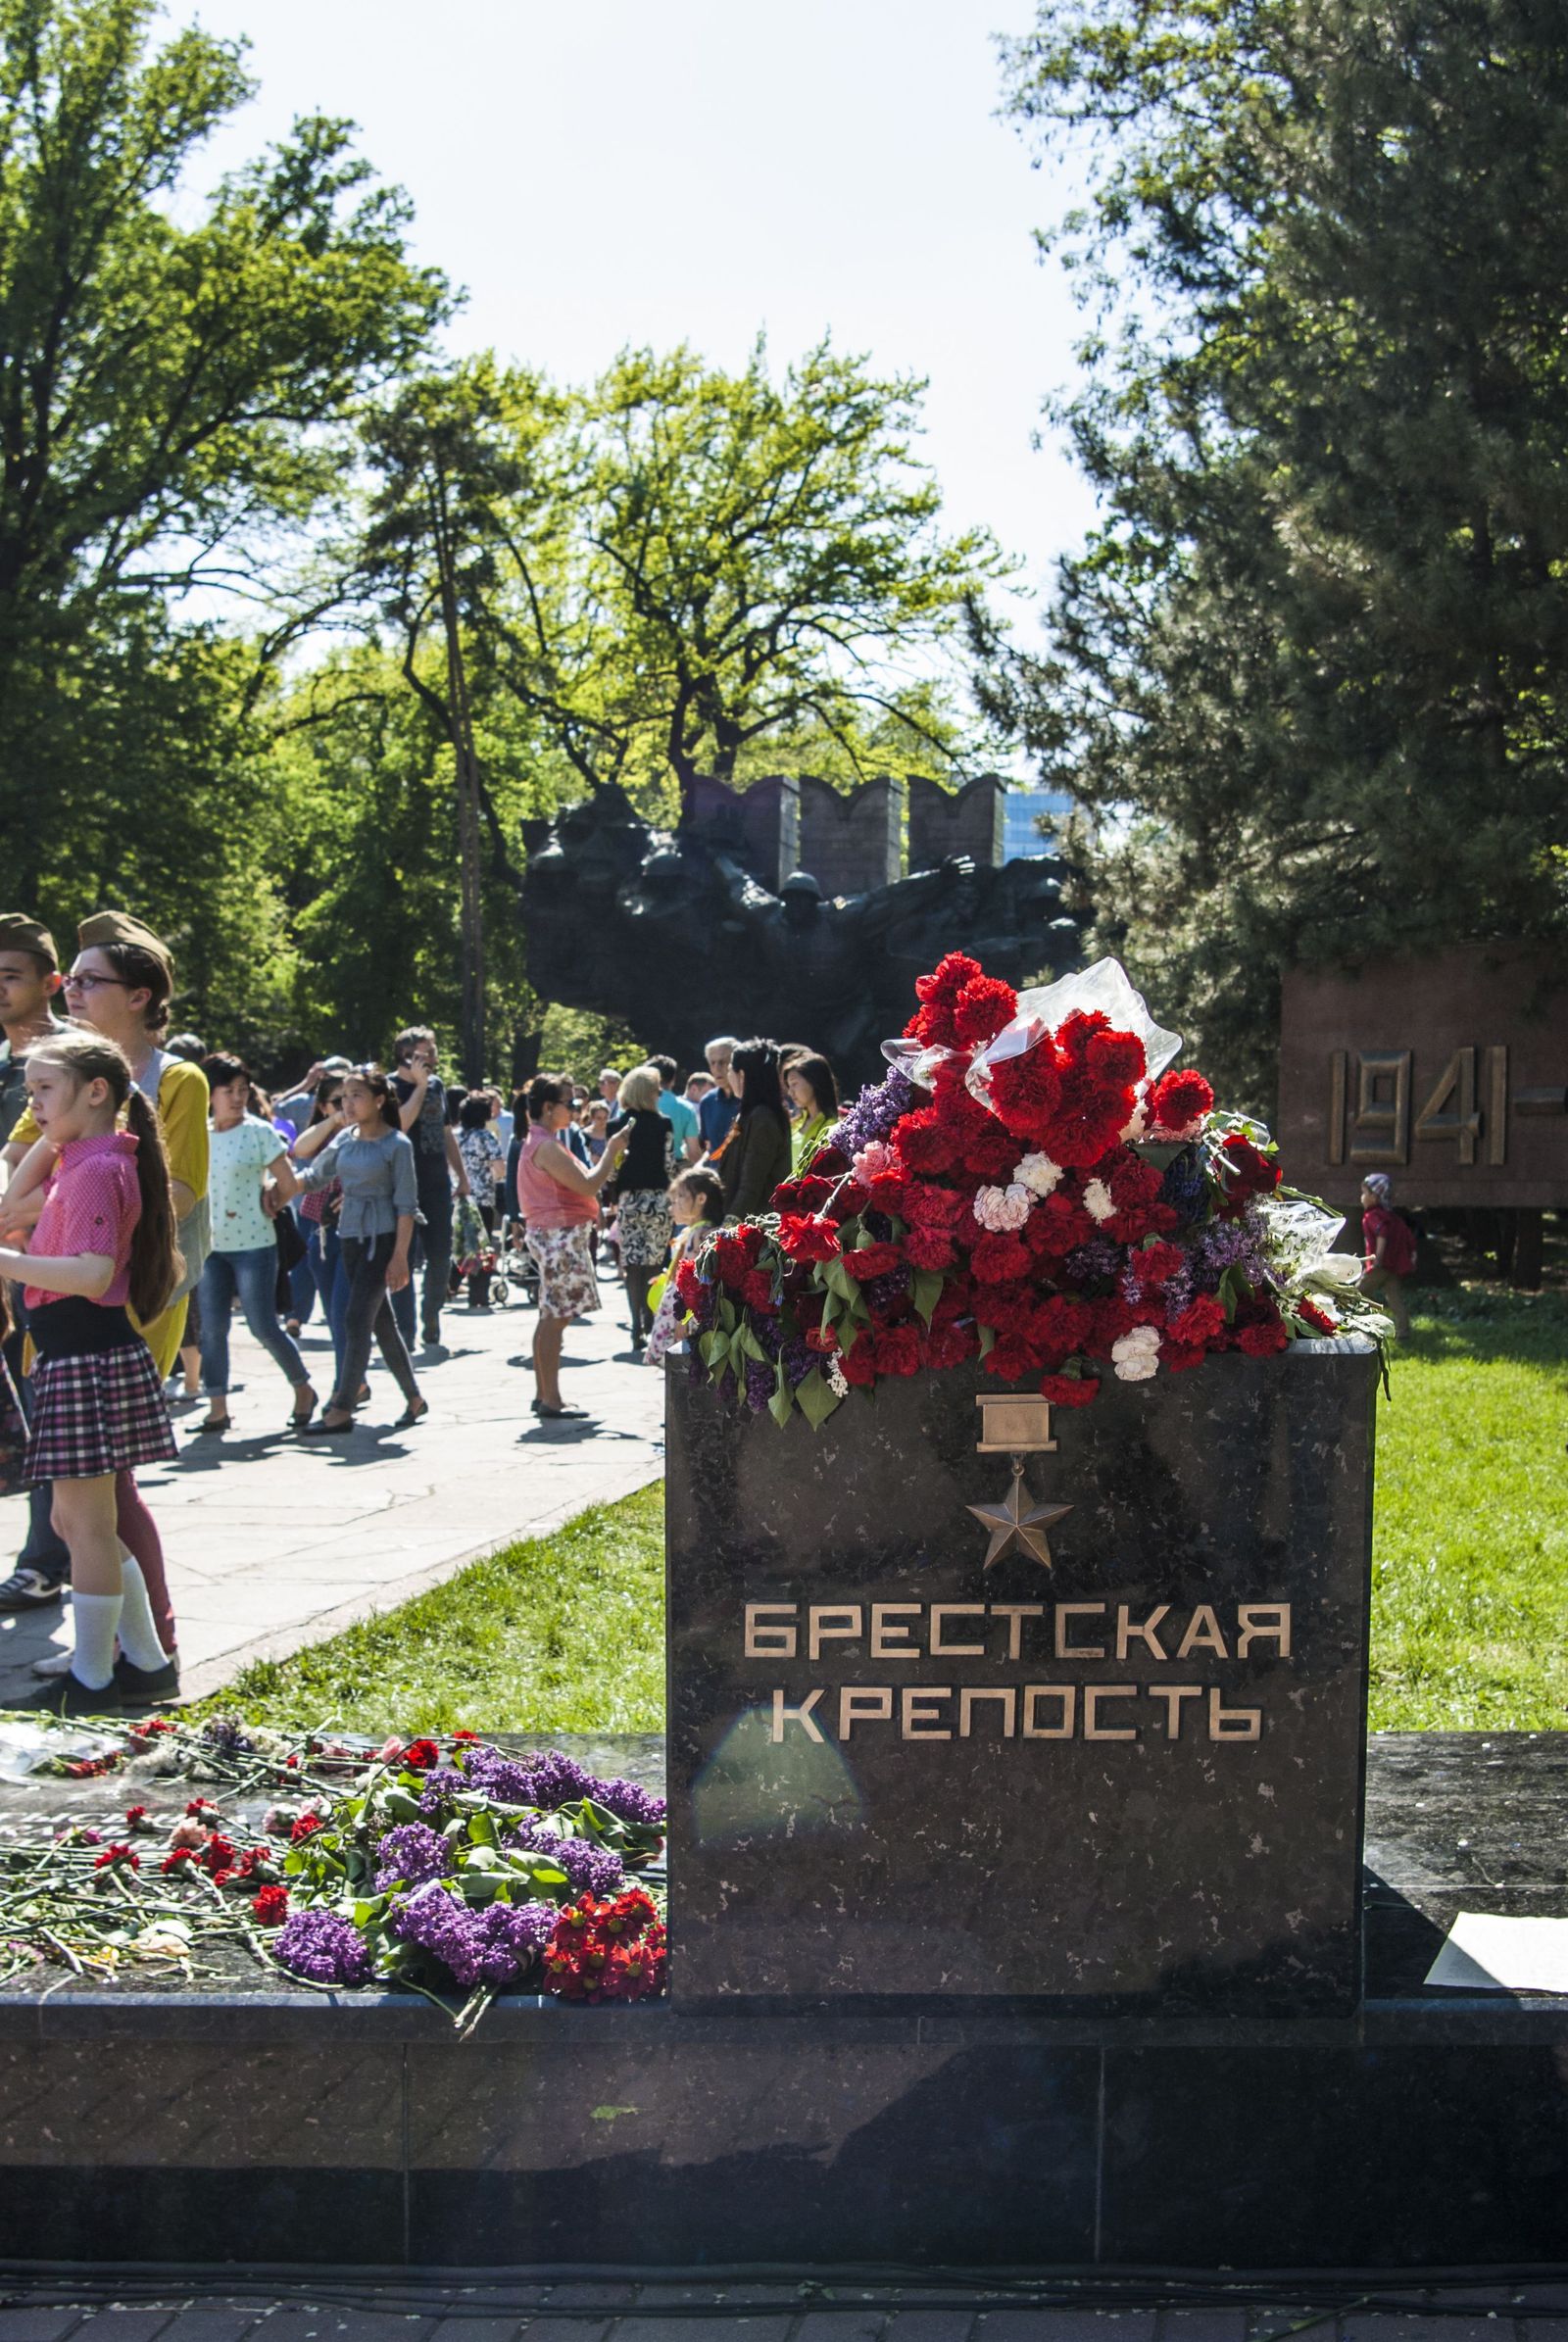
[674,953,1389,1426]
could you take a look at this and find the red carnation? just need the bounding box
[289,1815,323,1845]
[1081,1022,1146,1087]
[251,1885,289,1927]
[838,1333,878,1386]
[982,1332,1042,1382]
[1298,1299,1337,1335]
[988,1047,1061,1143]
[926,1320,976,1370]
[94,1843,138,1872]
[1037,1294,1096,1351]
[803,1325,839,1353]
[203,1833,236,1873]
[1235,1313,1289,1357]
[953,973,1018,1048]
[1167,1293,1227,1347]
[1040,1373,1100,1408]
[902,1182,964,1229]
[161,1848,195,1874]
[841,1242,905,1281]
[969,1230,1032,1283]
[674,1258,706,1311]
[403,1738,441,1771]
[871,1325,922,1377]
[903,1225,955,1271]
[1157,1341,1207,1373]
[1130,1240,1185,1289]
[123,1806,149,1830]
[1150,1068,1214,1134]
[896,1107,960,1175]
[863,1171,907,1216]
[740,1268,775,1311]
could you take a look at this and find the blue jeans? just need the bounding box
[198,1245,312,1395]
[336,1234,419,1414]
[390,1181,454,1348]
[307,1221,349,1390]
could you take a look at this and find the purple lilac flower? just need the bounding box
[389,1885,557,1991]
[514,1749,593,1806]
[201,1718,255,1757]
[509,1818,624,1897]
[835,1067,915,1155]
[590,1776,666,1830]
[416,1766,466,1822]
[1158,1147,1208,1225]
[716,1368,738,1406]
[1197,1209,1273,1286]
[1064,1239,1121,1287]
[780,1335,815,1391]
[860,1262,911,1314]
[373,1822,454,1894]
[454,1743,545,1806]
[743,1357,774,1413]
[274,1909,374,1986]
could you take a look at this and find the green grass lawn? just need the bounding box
[1369,1291,1568,1730]
[196,1295,1568,1736]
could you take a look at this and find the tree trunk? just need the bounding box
[431,484,487,1086]
[1509,1207,1544,1293]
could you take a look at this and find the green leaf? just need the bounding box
[794,1366,844,1430]
[977,1322,997,1357]
[910,1268,944,1325]
[768,1380,796,1427]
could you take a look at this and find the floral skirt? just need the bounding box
[525,1224,601,1322]
[24,1340,177,1484]
[616,1188,672,1269]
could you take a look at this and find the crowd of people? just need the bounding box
[0,903,846,1716]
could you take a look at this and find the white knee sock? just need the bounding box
[117,1555,169,1672]
[72,1591,122,1689]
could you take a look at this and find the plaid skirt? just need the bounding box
[24,1340,177,1485]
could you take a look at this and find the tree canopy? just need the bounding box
[988,0,1568,1102]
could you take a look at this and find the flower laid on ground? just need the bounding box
[0,1717,667,2027]
[674,952,1393,1423]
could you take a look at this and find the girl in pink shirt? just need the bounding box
[0,1031,181,1713]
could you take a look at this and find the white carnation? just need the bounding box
[1014,1151,1063,1198]
[1118,1089,1150,1144]
[1111,1325,1161,1383]
[1083,1178,1116,1224]
[826,1353,850,1398]
[973,1182,1032,1233]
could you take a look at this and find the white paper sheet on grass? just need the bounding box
[1426,1912,1568,1994]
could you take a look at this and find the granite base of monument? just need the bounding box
[0,1736,1564,2271]
[666,1342,1376,2010]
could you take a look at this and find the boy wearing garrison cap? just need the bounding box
[0,913,72,1611]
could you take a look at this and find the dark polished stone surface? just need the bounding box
[666,1347,1378,2008]
[0,1736,1561,2267]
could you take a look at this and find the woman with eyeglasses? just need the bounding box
[2,911,208,1674]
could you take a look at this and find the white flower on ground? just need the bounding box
[1083,1178,1116,1224]
[1111,1325,1161,1382]
[973,1182,1032,1232]
[826,1353,850,1398]
[1013,1151,1063,1198]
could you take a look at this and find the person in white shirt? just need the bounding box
[193,1053,317,1435]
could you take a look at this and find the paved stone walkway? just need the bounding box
[0,2291,1558,2342]
[0,1287,664,1704]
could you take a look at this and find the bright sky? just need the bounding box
[175,0,1096,620]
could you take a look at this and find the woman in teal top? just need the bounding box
[783,1050,840,1172]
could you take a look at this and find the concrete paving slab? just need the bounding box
[0,1284,663,1704]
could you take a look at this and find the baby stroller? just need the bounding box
[500,1214,539,1308]
[454,1196,511,1310]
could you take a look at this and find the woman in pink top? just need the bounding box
[516,1073,628,1419]
[0,1032,181,1714]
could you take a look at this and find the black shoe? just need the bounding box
[114,1652,180,1707]
[15,1671,122,1716]
[0,1563,68,1613]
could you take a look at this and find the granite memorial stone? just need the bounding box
[666,1339,1377,2009]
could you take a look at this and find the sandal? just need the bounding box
[192,1416,229,1437]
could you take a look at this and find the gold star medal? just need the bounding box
[968,1458,1073,1570]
